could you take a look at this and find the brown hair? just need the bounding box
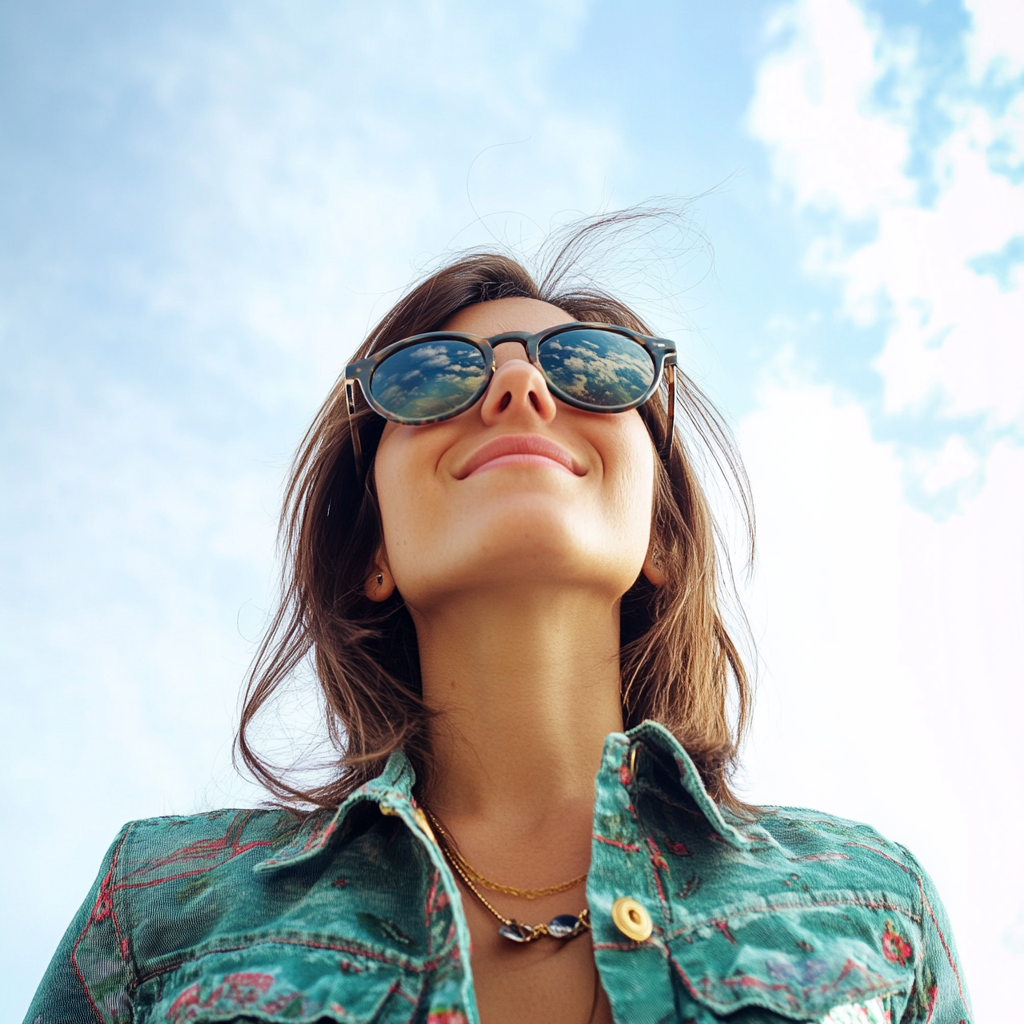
[237,210,756,812]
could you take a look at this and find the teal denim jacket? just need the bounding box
[26,722,971,1023]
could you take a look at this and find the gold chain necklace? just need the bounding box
[422,807,591,944]
[422,808,587,898]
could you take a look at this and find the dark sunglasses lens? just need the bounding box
[538,329,656,408]
[370,339,488,420]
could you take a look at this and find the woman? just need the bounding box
[27,221,971,1024]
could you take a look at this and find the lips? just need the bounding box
[457,433,585,478]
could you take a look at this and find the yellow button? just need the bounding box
[611,897,653,942]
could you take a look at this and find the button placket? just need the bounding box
[589,735,676,1022]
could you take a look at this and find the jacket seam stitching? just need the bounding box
[131,933,459,987]
[662,894,923,942]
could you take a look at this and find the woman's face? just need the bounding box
[372,297,659,610]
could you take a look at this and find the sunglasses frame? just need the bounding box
[344,322,677,478]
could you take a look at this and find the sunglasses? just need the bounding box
[344,322,677,476]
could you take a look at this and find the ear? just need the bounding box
[364,558,397,602]
[641,546,668,587]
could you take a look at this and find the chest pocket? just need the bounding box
[132,941,423,1024]
[664,905,915,1022]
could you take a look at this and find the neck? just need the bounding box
[413,584,624,828]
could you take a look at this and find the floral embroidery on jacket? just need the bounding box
[882,918,914,966]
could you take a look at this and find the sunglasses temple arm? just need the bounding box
[661,363,676,463]
[345,380,365,481]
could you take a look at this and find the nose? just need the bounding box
[478,342,558,425]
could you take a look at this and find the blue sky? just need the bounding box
[2,1,1021,1019]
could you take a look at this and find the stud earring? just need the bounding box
[376,572,384,586]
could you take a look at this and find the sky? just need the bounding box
[1,1,1021,1020]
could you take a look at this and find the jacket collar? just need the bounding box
[255,720,753,873]
[254,748,419,873]
[624,720,761,852]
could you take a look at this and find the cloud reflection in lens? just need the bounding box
[539,329,655,407]
[370,340,488,420]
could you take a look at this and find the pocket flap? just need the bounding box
[667,904,915,1021]
[137,944,417,1023]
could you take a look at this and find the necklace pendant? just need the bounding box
[498,921,537,943]
[546,914,585,939]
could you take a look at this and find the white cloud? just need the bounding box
[963,0,1024,82]
[748,0,1024,483]
[747,0,915,219]
[850,106,1024,431]
[911,434,980,496]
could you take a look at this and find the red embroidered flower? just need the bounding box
[166,973,276,1022]
[427,1010,469,1024]
[882,920,912,966]
[221,972,274,1003]
[92,871,115,921]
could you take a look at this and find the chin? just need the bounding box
[467,492,597,555]
[391,490,649,605]
[453,515,642,597]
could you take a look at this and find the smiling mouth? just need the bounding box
[458,434,585,478]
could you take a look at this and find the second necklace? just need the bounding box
[422,807,591,944]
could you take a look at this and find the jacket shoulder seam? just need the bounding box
[70,822,138,1021]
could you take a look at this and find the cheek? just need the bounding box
[580,411,657,568]
[375,428,423,529]
[372,423,454,576]
[608,418,657,548]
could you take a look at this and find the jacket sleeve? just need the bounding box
[24,824,136,1024]
[896,844,973,1023]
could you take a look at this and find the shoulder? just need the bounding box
[117,806,312,865]
[651,797,933,926]
[107,805,338,899]
[105,807,329,927]
[731,803,934,916]
[754,802,901,844]
[751,803,921,874]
